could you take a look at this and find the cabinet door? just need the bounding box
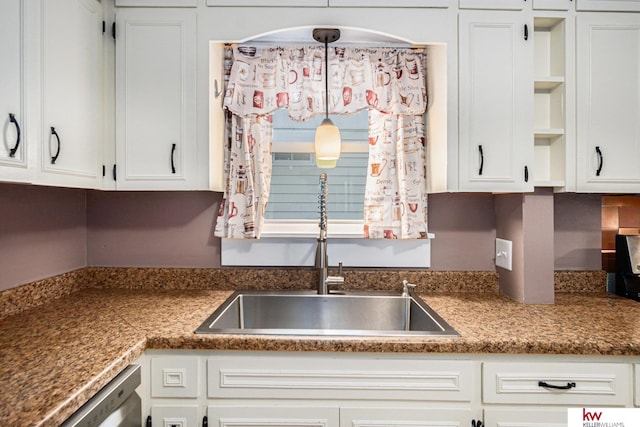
[38,0,103,189]
[459,11,534,192]
[576,13,640,192]
[577,0,640,11]
[459,0,526,10]
[0,0,31,183]
[329,0,449,6]
[533,0,573,9]
[115,8,198,190]
[208,406,340,426]
[484,408,566,427]
[206,0,327,6]
[340,407,473,427]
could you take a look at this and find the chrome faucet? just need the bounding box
[315,173,344,294]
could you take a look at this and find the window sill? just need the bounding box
[261,219,435,239]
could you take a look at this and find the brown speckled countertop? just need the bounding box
[1,268,639,426]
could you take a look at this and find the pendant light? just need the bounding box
[313,28,342,169]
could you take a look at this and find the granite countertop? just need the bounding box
[2,269,640,425]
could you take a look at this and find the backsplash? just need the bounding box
[0,267,608,320]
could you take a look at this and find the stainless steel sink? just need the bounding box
[195,290,459,337]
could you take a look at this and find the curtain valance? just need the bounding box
[223,45,427,121]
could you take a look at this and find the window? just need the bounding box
[262,108,370,235]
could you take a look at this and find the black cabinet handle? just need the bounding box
[478,145,484,175]
[112,164,117,181]
[524,24,529,41]
[203,415,208,427]
[171,143,177,174]
[524,165,529,182]
[8,113,21,158]
[146,415,152,427]
[50,127,61,164]
[595,146,603,176]
[538,381,576,390]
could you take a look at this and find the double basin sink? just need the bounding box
[195,289,458,337]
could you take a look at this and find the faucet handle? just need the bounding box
[338,261,343,277]
[402,280,417,297]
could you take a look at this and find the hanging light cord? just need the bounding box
[324,40,329,119]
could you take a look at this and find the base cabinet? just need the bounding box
[141,351,638,427]
[208,406,340,427]
[483,408,566,427]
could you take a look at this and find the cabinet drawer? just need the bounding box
[151,356,200,398]
[483,362,631,406]
[208,354,475,402]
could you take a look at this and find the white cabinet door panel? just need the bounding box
[341,407,473,427]
[576,13,640,192]
[115,9,198,190]
[38,0,103,188]
[577,0,640,11]
[484,408,566,427]
[0,0,29,181]
[208,406,339,427]
[459,11,533,192]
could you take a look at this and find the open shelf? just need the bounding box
[533,16,567,190]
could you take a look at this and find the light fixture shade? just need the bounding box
[314,118,341,168]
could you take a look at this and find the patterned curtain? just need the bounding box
[364,110,428,239]
[214,112,273,239]
[215,44,428,240]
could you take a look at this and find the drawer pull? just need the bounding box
[538,380,576,390]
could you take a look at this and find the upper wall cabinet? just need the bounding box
[35,0,104,189]
[115,8,198,190]
[459,0,525,10]
[577,0,640,11]
[576,13,640,193]
[0,0,31,183]
[458,11,534,192]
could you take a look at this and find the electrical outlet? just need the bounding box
[495,238,513,271]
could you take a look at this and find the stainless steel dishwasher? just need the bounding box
[60,364,142,427]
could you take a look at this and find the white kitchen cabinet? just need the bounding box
[329,0,449,6]
[459,0,526,10]
[116,0,197,6]
[533,16,573,189]
[151,405,199,427]
[340,407,473,426]
[483,408,567,427]
[576,13,640,193]
[150,356,200,399]
[577,0,640,11]
[533,0,573,10]
[483,361,632,406]
[34,0,104,189]
[0,0,32,183]
[206,0,328,6]
[458,11,534,192]
[208,406,339,426]
[114,8,198,190]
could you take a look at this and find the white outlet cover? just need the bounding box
[495,238,513,271]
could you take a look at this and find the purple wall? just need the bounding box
[86,191,221,267]
[0,183,603,291]
[0,183,87,291]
